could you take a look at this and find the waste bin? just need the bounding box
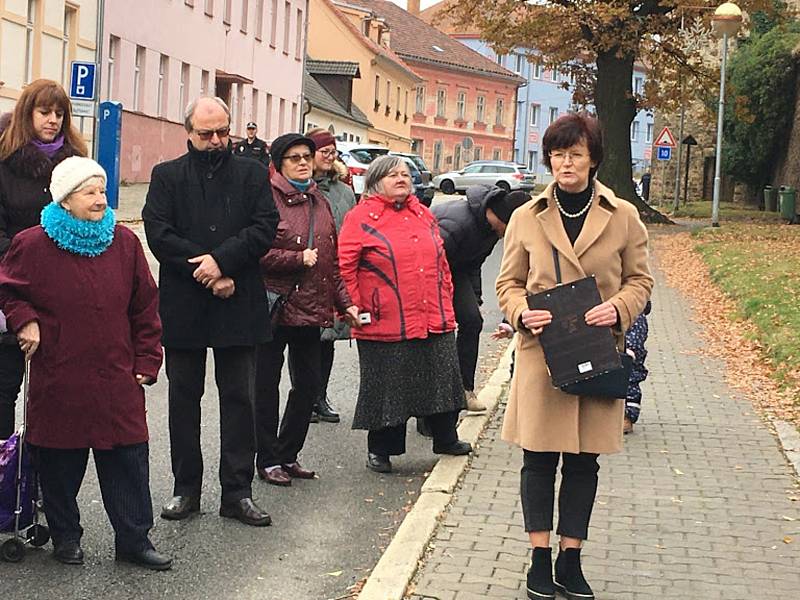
[764,185,778,212]
[779,185,796,222]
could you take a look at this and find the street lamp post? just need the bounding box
[711,1,743,227]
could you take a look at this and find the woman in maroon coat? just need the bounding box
[338,155,472,474]
[0,157,171,570]
[255,133,358,487]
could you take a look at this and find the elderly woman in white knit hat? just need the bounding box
[0,156,171,570]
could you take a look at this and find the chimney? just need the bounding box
[408,0,421,15]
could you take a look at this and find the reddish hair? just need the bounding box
[0,79,87,161]
[542,112,603,179]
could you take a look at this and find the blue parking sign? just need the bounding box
[69,62,96,100]
[657,146,672,161]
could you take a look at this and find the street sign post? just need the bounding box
[97,101,122,209]
[657,146,672,161]
[69,62,96,100]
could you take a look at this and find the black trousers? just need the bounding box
[165,346,257,504]
[33,442,154,553]
[255,326,321,468]
[368,410,460,456]
[452,274,483,392]
[319,340,335,401]
[0,341,24,439]
[521,451,600,540]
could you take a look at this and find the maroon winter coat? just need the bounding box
[260,173,351,327]
[0,225,162,449]
[338,193,457,342]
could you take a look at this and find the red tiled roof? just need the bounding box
[341,0,524,84]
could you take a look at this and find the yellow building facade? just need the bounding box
[0,0,99,113]
[307,0,420,150]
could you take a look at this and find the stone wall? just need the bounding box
[772,53,800,192]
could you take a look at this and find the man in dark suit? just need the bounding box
[143,97,279,527]
[234,122,270,167]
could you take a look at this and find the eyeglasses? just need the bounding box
[317,148,337,158]
[194,127,230,141]
[549,150,588,162]
[283,152,313,164]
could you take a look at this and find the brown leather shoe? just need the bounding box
[219,498,272,527]
[257,466,292,486]
[282,462,315,479]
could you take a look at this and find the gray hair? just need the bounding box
[184,96,231,132]
[364,155,408,197]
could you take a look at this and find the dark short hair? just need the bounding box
[542,112,603,179]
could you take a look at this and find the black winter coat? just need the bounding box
[143,145,279,348]
[0,126,82,256]
[431,185,504,300]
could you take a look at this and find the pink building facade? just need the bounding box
[102,0,307,182]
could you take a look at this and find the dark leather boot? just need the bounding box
[554,547,594,600]
[313,395,340,423]
[526,547,555,599]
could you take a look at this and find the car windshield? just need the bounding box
[409,155,429,172]
[350,148,389,164]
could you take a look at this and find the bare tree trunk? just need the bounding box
[595,48,671,224]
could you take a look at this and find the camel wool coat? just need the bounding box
[496,180,653,454]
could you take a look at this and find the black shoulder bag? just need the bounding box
[550,247,633,399]
[265,201,316,326]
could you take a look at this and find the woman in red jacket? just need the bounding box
[338,155,472,473]
[0,157,170,570]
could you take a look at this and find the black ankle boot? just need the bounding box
[526,547,555,600]
[313,395,340,423]
[554,547,594,600]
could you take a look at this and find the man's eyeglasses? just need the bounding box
[194,127,230,141]
[317,148,337,158]
[283,152,313,164]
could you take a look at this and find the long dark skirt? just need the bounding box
[352,332,466,431]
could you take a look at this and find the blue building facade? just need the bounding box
[457,38,654,183]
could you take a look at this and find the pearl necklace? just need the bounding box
[553,185,594,219]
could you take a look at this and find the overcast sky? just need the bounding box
[388,0,441,9]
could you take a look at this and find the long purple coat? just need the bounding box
[0,225,162,449]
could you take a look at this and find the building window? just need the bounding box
[634,76,643,95]
[631,120,640,142]
[529,103,540,127]
[265,93,273,136]
[532,61,542,79]
[24,0,37,85]
[255,0,264,40]
[133,45,145,112]
[157,54,169,117]
[476,95,485,122]
[200,69,209,96]
[241,0,249,33]
[456,91,466,120]
[223,0,232,24]
[496,53,503,66]
[295,8,303,58]
[204,0,213,16]
[404,90,408,118]
[283,1,291,54]
[179,63,190,118]
[61,5,77,88]
[433,140,442,172]
[291,102,298,129]
[528,150,538,171]
[646,123,653,144]
[374,75,380,110]
[549,106,558,125]
[278,98,286,133]
[515,53,524,75]
[270,0,278,45]
[495,98,504,126]
[493,148,501,161]
[252,88,259,126]
[473,146,482,161]
[107,35,120,100]
[453,144,462,170]
[386,79,391,109]
[436,89,446,117]
[415,86,425,113]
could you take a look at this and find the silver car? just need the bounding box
[433,161,536,194]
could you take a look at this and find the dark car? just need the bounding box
[391,153,435,207]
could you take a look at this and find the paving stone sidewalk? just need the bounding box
[407,265,800,600]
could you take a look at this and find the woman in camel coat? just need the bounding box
[496,113,652,600]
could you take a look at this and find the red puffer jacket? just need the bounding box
[260,173,351,327]
[338,193,456,342]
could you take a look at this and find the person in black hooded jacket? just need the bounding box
[431,185,530,413]
[0,79,87,439]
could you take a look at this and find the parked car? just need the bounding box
[337,142,390,196]
[390,152,433,185]
[389,152,435,206]
[433,161,536,194]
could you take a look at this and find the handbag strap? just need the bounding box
[552,246,562,285]
[288,197,316,299]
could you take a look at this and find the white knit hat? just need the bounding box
[49,156,107,204]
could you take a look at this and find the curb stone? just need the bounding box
[773,419,800,478]
[357,341,515,600]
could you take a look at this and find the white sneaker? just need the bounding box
[465,390,487,414]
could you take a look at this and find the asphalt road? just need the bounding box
[0,193,508,600]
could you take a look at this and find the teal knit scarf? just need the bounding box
[40,202,116,257]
